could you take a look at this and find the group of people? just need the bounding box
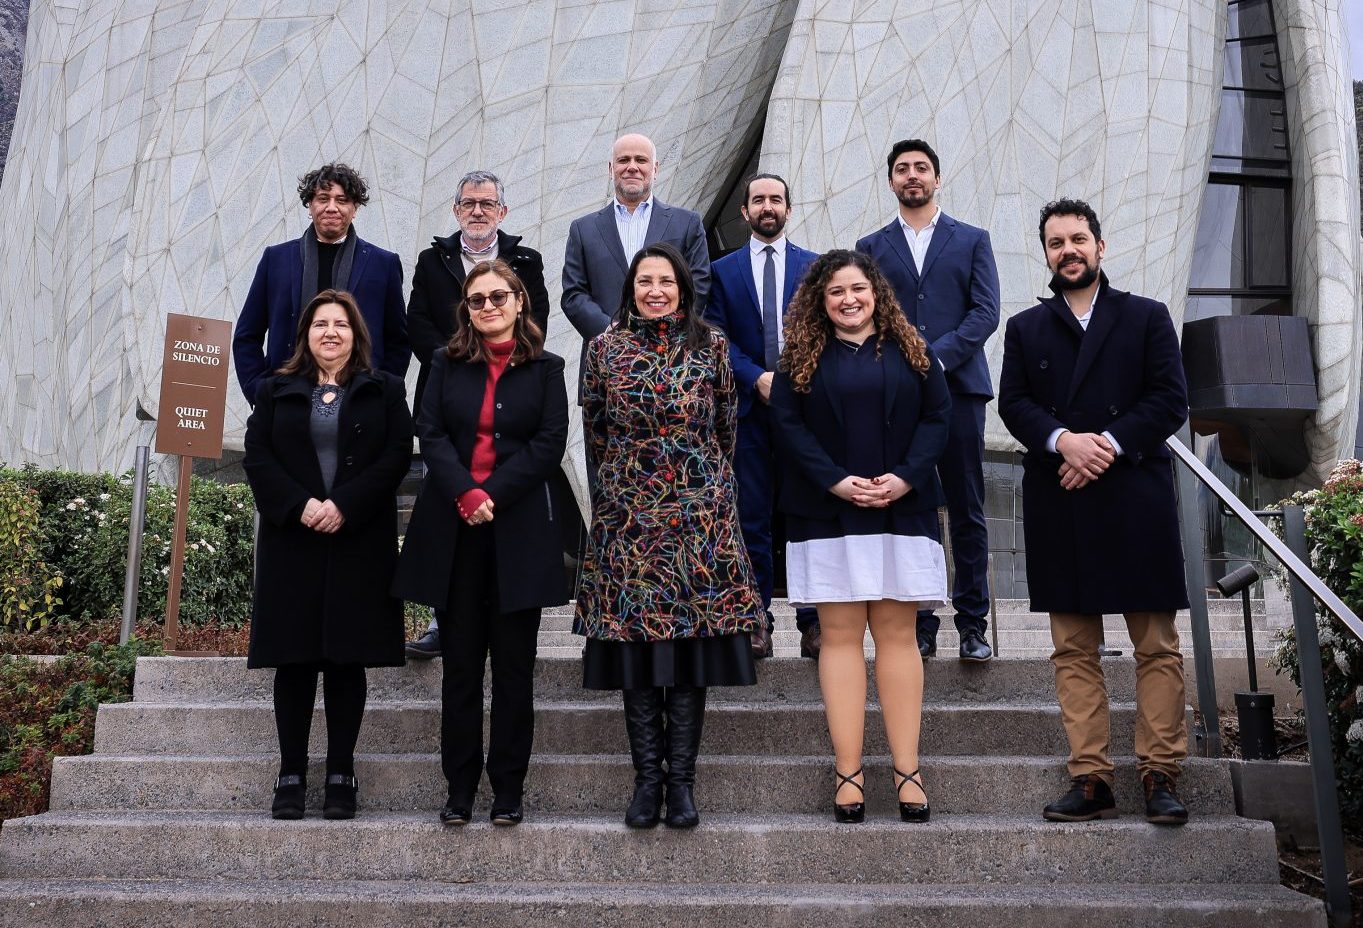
[233,133,1193,832]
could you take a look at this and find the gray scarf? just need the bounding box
[300,225,358,309]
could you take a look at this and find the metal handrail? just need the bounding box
[1166,432,1355,927]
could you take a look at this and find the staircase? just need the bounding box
[0,637,1323,924]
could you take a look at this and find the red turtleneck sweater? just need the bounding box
[456,339,515,520]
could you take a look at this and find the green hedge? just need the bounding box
[0,465,255,628]
[1273,459,1363,831]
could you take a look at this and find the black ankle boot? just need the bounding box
[622,688,666,828]
[271,773,306,820]
[323,773,358,820]
[663,687,706,828]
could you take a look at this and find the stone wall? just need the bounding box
[0,0,29,181]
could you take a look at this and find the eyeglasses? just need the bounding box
[466,290,517,310]
[456,199,501,213]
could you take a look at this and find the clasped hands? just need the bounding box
[831,474,911,508]
[300,498,345,533]
[464,498,495,526]
[1056,431,1115,491]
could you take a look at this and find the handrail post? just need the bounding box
[1283,505,1352,927]
[119,445,151,645]
[1174,425,1221,756]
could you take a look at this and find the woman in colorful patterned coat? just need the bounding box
[575,242,764,830]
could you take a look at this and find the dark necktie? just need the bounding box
[762,245,779,370]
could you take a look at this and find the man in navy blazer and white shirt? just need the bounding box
[707,174,819,660]
[856,139,1000,662]
[562,133,711,406]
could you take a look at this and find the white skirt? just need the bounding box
[786,533,948,608]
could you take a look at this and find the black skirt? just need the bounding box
[581,634,757,690]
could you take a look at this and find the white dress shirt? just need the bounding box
[898,206,941,272]
[614,196,653,263]
[749,235,787,352]
[1046,290,1123,456]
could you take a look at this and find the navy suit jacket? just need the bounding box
[233,231,412,404]
[769,340,951,523]
[855,213,999,398]
[561,199,711,394]
[706,241,818,417]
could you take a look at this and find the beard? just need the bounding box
[747,211,786,237]
[895,185,933,209]
[1049,258,1099,291]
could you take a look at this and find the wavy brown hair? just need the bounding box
[276,289,373,384]
[445,259,544,365]
[780,249,931,392]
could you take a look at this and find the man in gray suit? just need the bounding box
[562,133,712,400]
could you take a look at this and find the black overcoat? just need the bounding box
[243,371,414,668]
[769,340,951,525]
[997,275,1190,614]
[393,350,570,614]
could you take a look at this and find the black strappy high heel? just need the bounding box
[833,768,866,824]
[894,767,931,823]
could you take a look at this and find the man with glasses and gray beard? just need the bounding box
[405,170,550,659]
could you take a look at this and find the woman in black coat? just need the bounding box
[769,250,951,825]
[393,259,569,827]
[243,288,414,821]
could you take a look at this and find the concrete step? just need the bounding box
[538,598,1274,619]
[0,878,1324,928]
[91,700,1169,757]
[0,811,1283,886]
[48,754,1237,816]
[129,656,1299,707]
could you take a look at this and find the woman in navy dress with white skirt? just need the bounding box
[769,249,951,824]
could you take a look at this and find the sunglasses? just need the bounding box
[466,290,518,311]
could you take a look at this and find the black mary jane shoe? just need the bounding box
[322,773,358,820]
[490,804,524,827]
[271,774,306,820]
[833,768,865,824]
[440,800,473,826]
[894,766,931,823]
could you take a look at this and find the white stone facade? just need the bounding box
[0,0,1357,489]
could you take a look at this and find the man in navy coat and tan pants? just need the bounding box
[999,197,1190,826]
[857,139,999,662]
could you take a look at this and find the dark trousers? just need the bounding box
[918,395,990,639]
[273,662,367,778]
[438,523,542,805]
[735,402,819,633]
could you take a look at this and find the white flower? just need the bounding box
[1319,625,1339,647]
[189,543,199,551]
[203,541,216,553]
[98,493,110,501]
[1335,651,1351,677]
[65,502,77,510]
[223,515,232,522]
[160,566,169,576]
[1348,719,1363,745]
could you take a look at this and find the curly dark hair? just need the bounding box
[297,163,370,206]
[1038,197,1101,245]
[779,250,931,393]
[445,259,544,365]
[615,242,716,353]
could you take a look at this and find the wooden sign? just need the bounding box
[153,312,232,653]
[154,313,233,458]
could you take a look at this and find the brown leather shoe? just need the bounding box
[751,623,773,660]
[799,625,821,660]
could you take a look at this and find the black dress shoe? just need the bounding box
[917,631,937,658]
[440,801,473,825]
[490,804,524,826]
[800,626,821,660]
[833,768,865,824]
[1042,774,1117,822]
[958,631,993,662]
[1143,772,1189,826]
[322,773,358,820]
[405,629,441,660]
[271,774,306,820]
[893,766,931,823]
[750,623,773,660]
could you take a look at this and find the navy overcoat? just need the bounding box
[997,275,1190,615]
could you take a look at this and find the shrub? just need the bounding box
[1272,459,1363,831]
[0,481,63,629]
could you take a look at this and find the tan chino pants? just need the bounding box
[1049,611,1188,785]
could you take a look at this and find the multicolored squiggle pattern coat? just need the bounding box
[574,311,764,642]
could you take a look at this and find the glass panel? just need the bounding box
[1226,0,1274,40]
[1223,39,1283,90]
[1213,91,1290,162]
[707,141,763,255]
[1184,294,1291,322]
[1247,185,1290,287]
[1189,183,1245,289]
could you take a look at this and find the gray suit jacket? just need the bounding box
[561,199,711,395]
